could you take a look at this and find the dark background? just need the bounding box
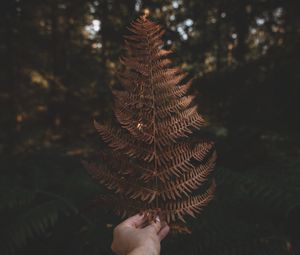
[1,0,300,254]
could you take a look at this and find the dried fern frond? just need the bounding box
[85,14,216,232]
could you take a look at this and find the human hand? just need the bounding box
[111,213,170,255]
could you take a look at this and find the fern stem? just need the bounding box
[144,20,159,209]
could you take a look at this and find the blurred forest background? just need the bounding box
[1,0,300,254]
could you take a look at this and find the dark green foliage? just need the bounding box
[0,152,114,255]
[0,190,76,255]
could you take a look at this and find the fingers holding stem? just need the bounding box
[122,213,147,228]
[121,213,170,239]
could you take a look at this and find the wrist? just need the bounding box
[128,246,158,255]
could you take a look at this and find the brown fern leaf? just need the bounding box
[85,14,216,233]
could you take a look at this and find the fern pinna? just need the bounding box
[84,13,216,232]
